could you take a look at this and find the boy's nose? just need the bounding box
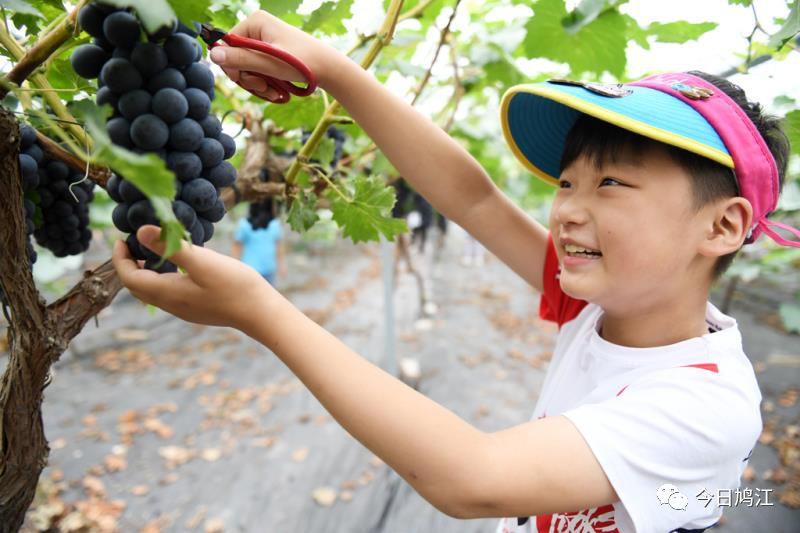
[552,193,591,227]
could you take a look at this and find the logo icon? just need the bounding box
[657,483,689,511]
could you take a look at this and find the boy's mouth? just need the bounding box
[564,243,602,258]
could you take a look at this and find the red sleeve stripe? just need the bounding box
[615,363,720,397]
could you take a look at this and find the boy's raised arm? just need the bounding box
[213,10,550,291]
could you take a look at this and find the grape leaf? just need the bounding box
[728,0,752,6]
[303,0,354,35]
[315,136,336,168]
[561,0,628,33]
[2,0,43,17]
[646,21,718,43]
[262,0,303,18]
[768,0,800,50]
[166,0,212,29]
[287,190,320,232]
[72,100,185,260]
[327,175,407,243]
[267,94,325,130]
[520,0,628,77]
[785,110,800,157]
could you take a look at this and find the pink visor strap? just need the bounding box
[759,217,800,248]
[629,73,787,246]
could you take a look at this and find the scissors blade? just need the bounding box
[199,23,226,46]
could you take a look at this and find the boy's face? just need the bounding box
[550,148,710,314]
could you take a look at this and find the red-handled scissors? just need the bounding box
[199,23,317,104]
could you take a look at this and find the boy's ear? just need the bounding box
[697,197,753,257]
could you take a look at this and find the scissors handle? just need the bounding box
[211,33,317,104]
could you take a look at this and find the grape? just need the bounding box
[126,233,146,260]
[196,138,224,168]
[102,11,140,49]
[20,125,37,149]
[181,178,216,211]
[131,41,168,78]
[168,118,203,151]
[189,219,204,245]
[183,88,210,120]
[198,218,214,242]
[70,44,109,79]
[23,144,44,164]
[19,154,39,191]
[218,133,236,159]
[172,199,197,229]
[166,151,202,181]
[49,178,68,196]
[106,173,123,202]
[151,88,188,123]
[77,3,108,38]
[198,115,222,139]
[119,179,146,203]
[204,161,236,189]
[46,160,69,182]
[144,258,178,273]
[112,47,132,60]
[164,33,198,67]
[127,199,158,230]
[118,89,151,121]
[93,35,113,52]
[112,203,133,233]
[96,86,118,109]
[99,58,142,93]
[177,21,200,38]
[146,67,186,93]
[184,62,214,93]
[130,114,169,150]
[199,197,225,223]
[107,117,133,148]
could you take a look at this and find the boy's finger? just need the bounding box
[136,225,204,272]
[209,46,301,82]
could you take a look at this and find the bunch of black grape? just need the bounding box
[70,2,236,272]
[301,126,346,170]
[21,125,94,258]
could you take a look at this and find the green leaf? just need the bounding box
[266,93,325,130]
[327,175,407,243]
[100,0,177,37]
[45,53,89,100]
[768,0,800,50]
[728,0,752,5]
[167,0,212,29]
[287,189,320,232]
[72,100,185,259]
[2,0,43,17]
[779,303,800,333]
[774,95,797,107]
[315,136,336,168]
[303,0,354,35]
[561,0,628,33]
[521,0,628,78]
[785,110,800,157]
[262,0,303,18]
[646,21,718,43]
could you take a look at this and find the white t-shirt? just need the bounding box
[496,236,762,533]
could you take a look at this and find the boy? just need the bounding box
[112,10,799,532]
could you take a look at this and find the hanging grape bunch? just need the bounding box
[70,2,237,272]
[20,128,95,259]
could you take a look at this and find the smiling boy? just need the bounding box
[112,11,799,533]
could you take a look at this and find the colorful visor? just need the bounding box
[500,73,799,248]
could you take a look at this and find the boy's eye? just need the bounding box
[600,177,623,186]
[558,180,571,189]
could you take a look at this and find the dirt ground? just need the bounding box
[2,224,798,532]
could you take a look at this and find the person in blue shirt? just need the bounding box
[231,216,286,285]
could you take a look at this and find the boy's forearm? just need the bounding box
[321,51,497,225]
[244,291,489,516]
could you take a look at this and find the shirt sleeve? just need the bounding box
[234,218,248,243]
[272,219,283,240]
[562,368,762,533]
[539,233,588,327]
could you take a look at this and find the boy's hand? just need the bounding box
[112,225,274,334]
[209,10,338,100]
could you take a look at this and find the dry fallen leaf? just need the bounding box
[340,490,354,502]
[201,448,222,462]
[204,517,225,533]
[292,447,309,462]
[51,437,67,450]
[131,485,150,496]
[113,328,150,341]
[103,454,127,473]
[82,476,106,498]
[312,487,337,507]
[742,466,756,482]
